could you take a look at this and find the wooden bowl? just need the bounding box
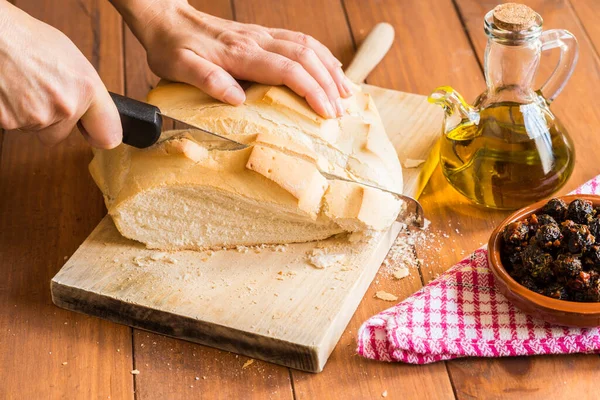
[488,194,600,327]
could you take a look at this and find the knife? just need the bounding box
[109,92,424,227]
[109,92,246,150]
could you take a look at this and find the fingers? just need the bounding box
[12,84,122,149]
[229,49,336,119]
[33,119,77,147]
[262,40,343,116]
[269,29,354,98]
[79,85,123,149]
[172,50,246,106]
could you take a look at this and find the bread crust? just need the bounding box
[89,83,403,250]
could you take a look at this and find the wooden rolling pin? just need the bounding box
[344,22,395,83]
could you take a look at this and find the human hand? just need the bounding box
[0,2,122,148]
[115,0,353,119]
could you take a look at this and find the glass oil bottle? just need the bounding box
[428,3,578,210]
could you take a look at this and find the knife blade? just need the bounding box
[159,113,247,151]
[109,91,424,227]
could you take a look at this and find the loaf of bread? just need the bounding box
[89,83,403,250]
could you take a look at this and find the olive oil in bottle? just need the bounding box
[440,101,575,210]
[429,4,579,209]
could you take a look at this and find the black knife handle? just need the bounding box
[109,92,162,148]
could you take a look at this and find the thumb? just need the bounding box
[79,85,123,149]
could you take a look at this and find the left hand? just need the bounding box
[112,0,353,119]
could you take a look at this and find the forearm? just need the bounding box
[0,1,15,49]
[0,1,10,27]
[109,0,170,21]
[109,0,190,46]
[109,0,350,118]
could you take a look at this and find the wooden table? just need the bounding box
[2,0,600,398]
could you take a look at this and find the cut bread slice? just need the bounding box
[147,83,402,192]
[89,83,403,251]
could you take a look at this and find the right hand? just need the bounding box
[115,0,353,119]
[0,2,122,148]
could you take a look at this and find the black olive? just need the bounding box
[541,198,568,222]
[567,199,594,224]
[502,221,529,246]
[502,198,600,302]
[536,214,557,227]
[529,255,555,284]
[583,245,600,272]
[543,283,568,300]
[521,245,554,284]
[553,254,583,279]
[517,275,540,293]
[534,223,562,248]
[562,222,595,253]
[588,217,600,243]
[584,274,600,302]
[565,271,592,292]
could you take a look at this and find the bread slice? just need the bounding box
[89,83,403,250]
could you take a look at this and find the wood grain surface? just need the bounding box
[291,1,489,399]
[571,0,600,51]
[52,217,402,373]
[3,0,600,399]
[51,34,443,376]
[0,1,134,399]
[124,2,292,398]
[446,1,600,399]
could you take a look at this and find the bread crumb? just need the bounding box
[236,245,249,254]
[242,359,255,369]
[273,244,287,252]
[382,390,388,397]
[307,249,346,269]
[392,267,410,280]
[150,252,167,261]
[348,230,376,243]
[132,256,149,267]
[62,362,68,366]
[404,158,425,168]
[375,291,398,302]
[195,376,200,380]
[422,218,431,230]
[131,369,140,375]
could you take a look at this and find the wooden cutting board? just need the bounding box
[51,24,443,373]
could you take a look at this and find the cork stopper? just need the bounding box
[493,3,537,31]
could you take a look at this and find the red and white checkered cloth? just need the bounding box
[357,176,600,364]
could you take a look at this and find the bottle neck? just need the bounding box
[483,37,542,103]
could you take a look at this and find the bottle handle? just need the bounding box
[539,29,579,104]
